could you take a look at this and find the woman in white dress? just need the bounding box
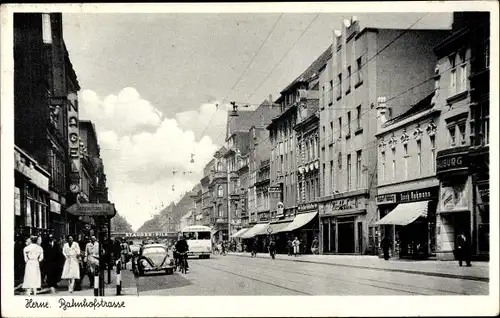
[292,237,300,257]
[23,236,44,295]
[61,236,80,293]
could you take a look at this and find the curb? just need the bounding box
[231,253,489,283]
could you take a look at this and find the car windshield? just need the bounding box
[143,247,166,255]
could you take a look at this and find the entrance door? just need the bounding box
[322,221,329,253]
[338,221,355,253]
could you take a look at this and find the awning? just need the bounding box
[375,201,429,226]
[211,229,220,235]
[232,228,250,238]
[270,221,292,233]
[282,212,318,232]
[241,223,269,239]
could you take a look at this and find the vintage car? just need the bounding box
[133,244,174,276]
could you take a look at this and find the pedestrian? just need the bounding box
[251,239,258,257]
[268,239,276,260]
[42,234,62,293]
[381,235,391,260]
[61,236,80,293]
[287,238,293,256]
[22,236,44,295]
[120,239,131,269]
[221,241,226,256]
[311,237,319,255]
[292,237,300,257]
[85,235,100,287]
[74,236,88,291]
[456,232,472,267]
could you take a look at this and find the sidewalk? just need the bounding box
[230,252,489,282]
[15,267,138,297]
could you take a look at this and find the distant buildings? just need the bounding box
[189,13,489,260]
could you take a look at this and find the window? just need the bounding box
[449,54,457,95]
[322,85,326,107]
[311,179,315,200]
[338,117,342,138]
[356,150,362,188]
[42,14,52,44]
[448,125,457,146]
[392,148,396,180]
[430,136,436,173]
[347,154,352,190]
[356,105,361,130]
[459,51,467,92]
[322,163,326,196]
[381,152,386,182]
[329,80,334,104]
[356,57,362,83]
[347,111,351,136]
[217,185,223,197]
[458,123,466,145]
[330,122,334,141]
[347,66,352,92]
[218,204,223,217]
[337,73,342,98]
[483,105,489,145]
[403,144,408,180]
[417,140,422,176]
[322,125,325,137]
[338,152,342,170]
[330,160,334,193]
[316,176,320,199]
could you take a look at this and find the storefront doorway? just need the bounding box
[337,218,355,253]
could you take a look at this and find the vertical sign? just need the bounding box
[67,93,80,175]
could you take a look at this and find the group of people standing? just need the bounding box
[17,233,103,295]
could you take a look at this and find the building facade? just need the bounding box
[375,92,440,259]
[318,17,449,255]
[433,12,490,260]
[14,13,84,239]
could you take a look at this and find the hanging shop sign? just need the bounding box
[298,202,318,212]
[66,203,116,217]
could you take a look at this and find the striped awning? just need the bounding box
[375,201,429,226]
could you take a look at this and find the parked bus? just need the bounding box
[180,225,212,259]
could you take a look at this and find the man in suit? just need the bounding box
[42,234,62,293]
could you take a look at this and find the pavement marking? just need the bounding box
[230,254,489,283]
[195,261,312,295]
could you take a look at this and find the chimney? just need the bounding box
[376,96,389,131]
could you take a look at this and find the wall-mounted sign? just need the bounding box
[14,187,21,216]
[332,198,358,210]
[376,194,397,205]
[377,187,438,205]
[67,93,80,174]
[298,202,318,212]
[50,199,61,214]
[436,149,468,175]
[440,181,469,212]
[14,150,49,191]
[268,186,281,193]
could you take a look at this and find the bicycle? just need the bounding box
[178,252,188,274]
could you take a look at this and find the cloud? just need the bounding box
[79,88,228,230]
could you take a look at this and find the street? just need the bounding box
[135,254,489,296]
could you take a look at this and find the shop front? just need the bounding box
[376,187,438,259]
[280,205,319,255]
[319,196,367,255]
[469,145,489,260]
[435,147,474,260]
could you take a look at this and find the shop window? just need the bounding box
[329,220,336,253]
[357,222,363,254]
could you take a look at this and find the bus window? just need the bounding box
[183,231,210,240]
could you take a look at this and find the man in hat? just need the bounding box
[42,234,62,293]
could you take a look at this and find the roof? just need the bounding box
[266,104,297,130]
[382,91,435,128]
[226,109,261,141]
[280,45,332,94]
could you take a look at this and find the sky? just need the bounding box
[62,11,452,231]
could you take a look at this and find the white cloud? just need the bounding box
[79,88,228,230]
